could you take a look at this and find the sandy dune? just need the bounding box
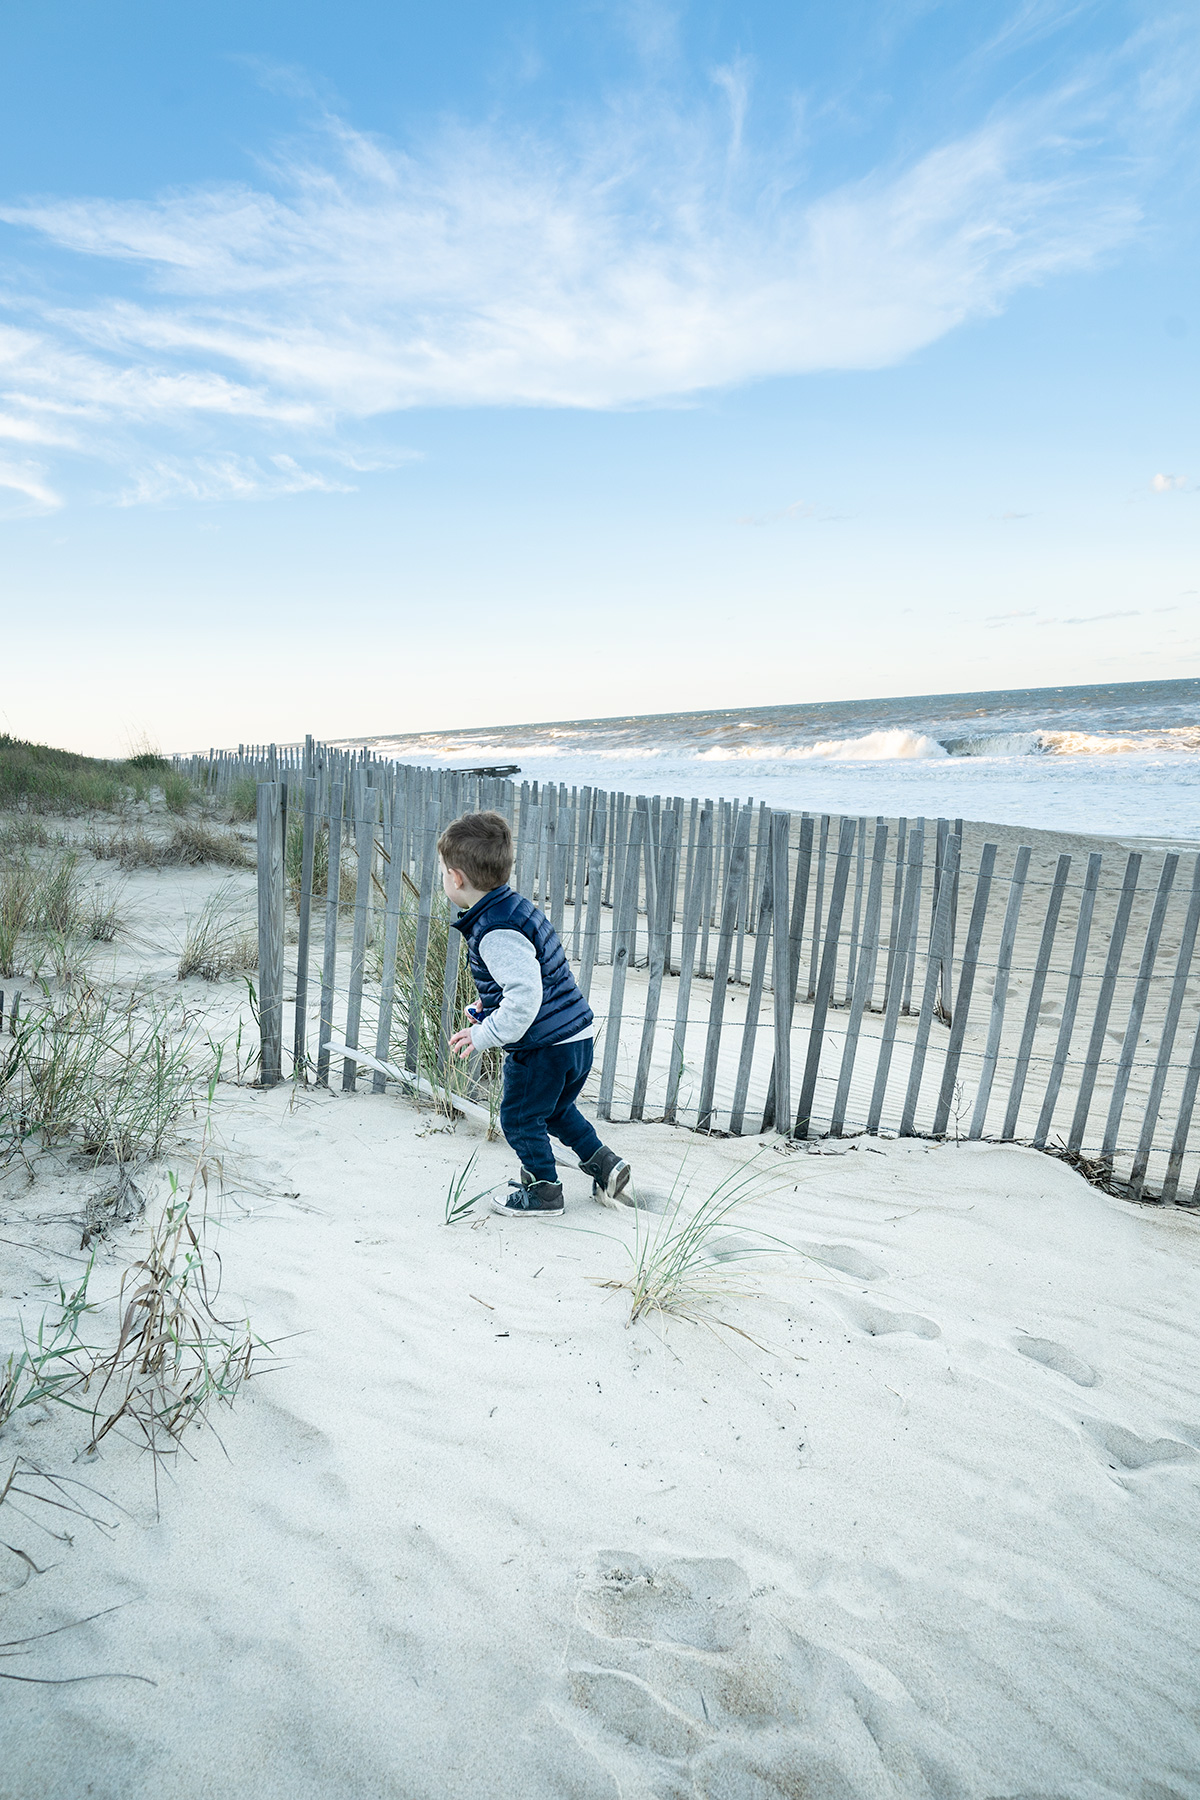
[3,831,1200,1797]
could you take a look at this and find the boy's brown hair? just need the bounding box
[437,810,513,893]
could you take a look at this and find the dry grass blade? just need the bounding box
[84,1165,270,1459]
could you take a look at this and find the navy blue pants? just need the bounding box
[499,1038,603,1184]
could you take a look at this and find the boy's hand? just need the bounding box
[449,1027,476,1059]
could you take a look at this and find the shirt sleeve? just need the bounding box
[469,930,542,1052]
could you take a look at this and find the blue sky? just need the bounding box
[1,1,1197,755]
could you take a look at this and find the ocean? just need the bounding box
[353,678,1200,842]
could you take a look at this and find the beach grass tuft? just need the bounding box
[86,820,252,870]
[178,883,257,981]
[1,1159,271,1463]
[600,1158,791,1332]
[443,1151,496,1223]
[1,982,209,1163]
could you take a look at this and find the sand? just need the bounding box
[3,827,1200,1798]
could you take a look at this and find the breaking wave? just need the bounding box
[699,729,947,762]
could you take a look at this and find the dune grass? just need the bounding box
[1,982,210,1163]
[227,777,258,823]
[0,1159,270,1462]
[600,1159,793,1332]
[178,883,257,981]
[0,735,199,816]
[86,819,252,870]
[369,877,503,1124]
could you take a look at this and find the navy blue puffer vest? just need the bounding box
[450,886,593,1049]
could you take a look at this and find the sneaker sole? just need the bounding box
[490,1196,564,1217]
[593,1162,633,1209]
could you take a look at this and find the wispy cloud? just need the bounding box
[1046,609,1141,626]
[736,499,847,525]
[0,459,62,514]
[0,14,1193,505]
[118,452,354,506]
[1152,472,1186,490]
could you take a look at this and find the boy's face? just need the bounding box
[439,856,469,906]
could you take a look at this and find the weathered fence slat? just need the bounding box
[665,802,712,1124]
[1131,855,1200,1194]
[932,842,996,1136]
[372,821,408,1093]
[867,828,925,1134]
[1162,1008,1200,1205]
[697,806,754,1132]
[580,791,607,1002]
[1098,854,1177,1156]
[631,808,678,1120]
[597,806,647,1121]
[807,815,830,1001]
[882,815,908,1010]
[1066,852,1142,1152]
[729,843,775,1133]
[769,812,794,1136]
[572,787,592,958]
[845,816,867,1005]
[796,816,857,1138]
[969,845,1031,1137]
[438,920,462,1076]
[404,800,441,1074]
[293,774,318,1074]
[899,833,961,1136]
[256,781,285,1086]
[316,780,344,1087]
[1033,853,1103,1148]
[831,821,888,1136]
[901,820,925,1014]
[1001,854,1070,1138]
[341,787,379,1092]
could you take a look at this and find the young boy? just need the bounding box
[439,809,631,1217]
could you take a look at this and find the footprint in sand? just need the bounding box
[578,1555,751,1653]
[1014,1336,1097,1388]
[1080,1419,1198,1473]
[563,1554,962,1798]
[804,1243,888,1282]
[829,1295,941,1340]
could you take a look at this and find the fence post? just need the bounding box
[341,788,379,1091]
[830,821,888,1136]
[697,806,753,1132]
[1033,853,1103,1148]
[795,816,856,1138]
[666,802,712,1124]
[293,775,318,1076]
[1101,855,1178,1157]
[931,842,996,1136]
[256,780,285,1086]
[597,806,647,1122]
[899,833,960,1136]
[1131,855,1200,1196]
[769,813,794,1136]
[969,845,1031,1138]
[1066,852,1141,1152]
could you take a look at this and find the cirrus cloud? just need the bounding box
[0,18,1194,507]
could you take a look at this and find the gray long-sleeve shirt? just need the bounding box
[468,930,594,1053]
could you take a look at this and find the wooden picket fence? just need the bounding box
[175,738,1200,1207]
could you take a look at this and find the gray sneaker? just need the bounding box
[492,1172,564,1216]
[580,1146,632,1204]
